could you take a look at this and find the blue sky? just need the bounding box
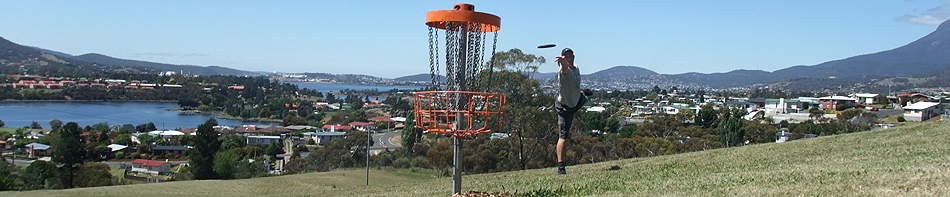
[2,1,949,78]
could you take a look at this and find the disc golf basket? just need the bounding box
[415,3,505,195]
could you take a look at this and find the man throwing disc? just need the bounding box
[554,48,589,175]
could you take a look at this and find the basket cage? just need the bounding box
[413,91,505,138]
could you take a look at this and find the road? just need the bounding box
[369,129,402,155]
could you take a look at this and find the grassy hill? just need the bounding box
[6,120,950,196]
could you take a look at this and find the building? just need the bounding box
[903,102,942,122]
[322,125,352,133]
[818,96,857,110]
[130,159,172,175]
[247,135,282,146]
[0,140,6,150]
[311,132,346,145]
[24,142,51,157]
[152,145,188,157]
[348,121,374,131]
[764,98,804,114]
[852,93,879,105]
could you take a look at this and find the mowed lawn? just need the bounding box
[5,120,950,196]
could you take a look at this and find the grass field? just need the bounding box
[4,120,949,196]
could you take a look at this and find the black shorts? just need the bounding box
[556,95,587,139]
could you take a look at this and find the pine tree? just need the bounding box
[189,118,220,179]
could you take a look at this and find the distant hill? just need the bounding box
[587,65,658,78]
[71,53,260,76]
[1,36,154,76]
[393,73,443,82]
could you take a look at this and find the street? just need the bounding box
[369,129,402,155]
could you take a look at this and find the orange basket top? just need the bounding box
[426,4,500,32]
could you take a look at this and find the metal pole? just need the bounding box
[452,22,469,196]
[366,130,370,186]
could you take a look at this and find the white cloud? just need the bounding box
[895,3,950,25]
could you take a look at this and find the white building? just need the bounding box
[902,102,942,122]
[130,159,171,175]
[852,93,879,104]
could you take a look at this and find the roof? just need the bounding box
[107,144,129,152]
[313,132,346,136]
[153,145,188,151]
[764,99,801,103]
[247,135,281,139]
[322,125,353,130]
[904,102,941,110]
[131,159,168,167]
[285,125,317,130]
[854,93,879,98]
[725,101,754,105]
[149,130,185,136]
[25,142,51,150]
[747,98,767,103]
[349,122,373,127]
[818,96,856,101]
[369,116,394,122]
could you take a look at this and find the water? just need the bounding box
[0,102,280,129]
[0,83,420,129]
[289,82,421,100]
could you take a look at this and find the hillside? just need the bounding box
[9,121,948,196]
[71,53,259,76]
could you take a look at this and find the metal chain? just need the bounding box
[428,27,437,89]
[487,30,497,92]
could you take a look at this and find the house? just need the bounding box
[322,125,352,133]
[0,140,6,150]
[818,96,857,110]
[24,142,51,158]
[764,98,804,114]
[851,93,879,104]
[348,121,374,131]
[247,135,282,146]
[152,145,188,157]
[311,132,346,145]
[724,100,755,110]
[130,159,172,175]
[903,102,942,122]
[775,131,792,143]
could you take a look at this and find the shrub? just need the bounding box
[897,116,906,122]
[393,157,411,168]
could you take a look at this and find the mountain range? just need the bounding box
[3,19,950,90]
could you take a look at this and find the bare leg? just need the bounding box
[556,138,566,162]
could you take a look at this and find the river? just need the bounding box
[0,83,421,129]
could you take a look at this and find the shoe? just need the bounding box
[558,167,566,175]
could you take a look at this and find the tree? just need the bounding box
[189,118,220,180]
[809,107,825,120]
[265,142,284,159]
[49,119,63,131]
[23,160,57,190]
[114,134,132,145]
[30,121,43,129]
[696,104,719,128]
[219,134,247,150]
[282,115,307,126]
[401,111,423,155]
[491,48,545,73]
[213,149,244,179]
[73,163,112,188]
[619,124,638,138]
[604,118,621,133]
[147,122,157,131]
[137,133,156,145]
[0,159,18,191]
[718,115,745,147]
[0,119,4,127]
[52,122,85,188]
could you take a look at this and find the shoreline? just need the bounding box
[283,81,424,89]
[0,99,178,103]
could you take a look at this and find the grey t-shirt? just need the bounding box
[558,66,581,108]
